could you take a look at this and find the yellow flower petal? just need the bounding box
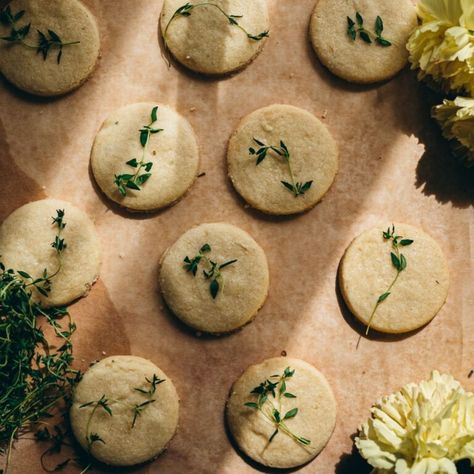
[417,0,463,25]
[356,372,474,473]
[407,0,474,96]
[432,97,474,166]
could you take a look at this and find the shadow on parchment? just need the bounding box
[393,78,474,209]
[1,0,472,473]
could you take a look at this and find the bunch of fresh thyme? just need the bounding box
[347,13,392,47]
[114,106,162,197]
[249,138,313,197]
[184,243,237,299]
[0,5,80,63]
[162,3,269,65]
[244,367,310,446]
[365,225,414,334]
[0,210,79,474]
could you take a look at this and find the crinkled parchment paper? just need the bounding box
[0,1,473,473]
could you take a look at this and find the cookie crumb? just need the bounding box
[189,107,197,112]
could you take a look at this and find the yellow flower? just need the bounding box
[432,96,474,166]
[355,371,474,473]
[407,0,474,95]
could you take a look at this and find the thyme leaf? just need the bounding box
[347,12,392,47]
[249,138,313,197]
[244,367,310,446]
[114,106,162,197]
[162,2,269,66]
[365,225,414,334]
[183,244,237,299]
[0,210,78,474]
[0,5,80,63]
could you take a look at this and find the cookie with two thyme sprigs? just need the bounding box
[159,223,269,334]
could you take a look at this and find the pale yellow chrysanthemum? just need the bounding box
[432,96,474,166]
[407,0,474,95]
[355,371,474,474]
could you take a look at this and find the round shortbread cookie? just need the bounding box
[91,103,199,212]
[226,357,337,469]
[310,0,417,84]
[0,199,100,307]
[160,0,269,75]
[0,0,100,96]
[339,223,450,334]
[159,223,269,334]
[70,356,179,467]
[227,104,338,215]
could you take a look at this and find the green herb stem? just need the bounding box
[364,226,414,335]
[0,210,76,474]
[162,2,269,66]
[184,244,237,299]
[0,6,80,63]
[243,367,311,447]
[249,139,313,197]
[114,106,162,196]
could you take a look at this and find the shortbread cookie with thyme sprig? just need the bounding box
[228,104,338,215]
[160,0,269,75]
[159,223,269,334]
[0,0,100,96]
[70,356,179,467]
[339,223,449,334]
[91,103,200,212]
[310,0,417,84]
[226,357,337,468]
[0,199,100,307]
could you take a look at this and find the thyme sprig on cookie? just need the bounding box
[162,2,269,65]
[79,374,166,446]
[79,395,112,450]
[0,210,79,474]
[244,367,311,446]
[114,106,163,197]
[347,13,392,47]
[0,5,80,63]
[184,243,238,299]
[249,138,313,197]
[132,374,165,428]
[365,225,414,334]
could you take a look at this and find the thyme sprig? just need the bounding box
[0,5,80,63]
[162,2,269,66]
[132,374,165,428]
[114,106,163,197]
[249,138,313,197]
[365,225,414,334]
[244,367,311,446]
[134,374,165,396]
[0,211,78,474]
[79,374,166,446]
[184,244,237,299]
[131,400,155,428]
[347,13,392,47]
[79,395,112,450]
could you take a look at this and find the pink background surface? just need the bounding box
[0,0,473,473]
